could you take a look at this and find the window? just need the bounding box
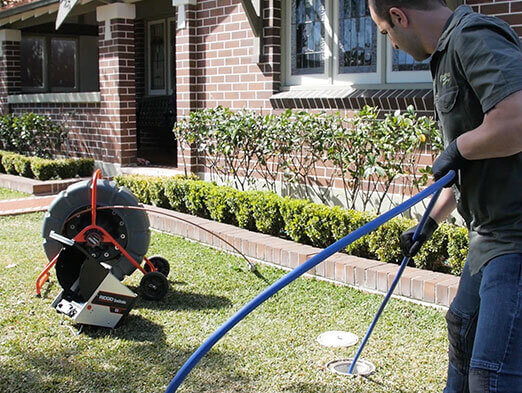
[147,18,176,95]
[283,0,430,86]
[21,36,79,92]
[20,37,45,90]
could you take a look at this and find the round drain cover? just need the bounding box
[326,358,376,377]
[317,331,358,347]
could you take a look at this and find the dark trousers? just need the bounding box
[444,253,522,393]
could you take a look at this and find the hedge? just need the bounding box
[114,174,469,276]
[0,150,94,180]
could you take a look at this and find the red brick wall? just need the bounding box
[0,40,20,115]
[466,0,522,37]
[98,18,137,166]
[176,0,280,114]
[10,103,104,159]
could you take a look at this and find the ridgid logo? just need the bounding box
[92,291,134,308]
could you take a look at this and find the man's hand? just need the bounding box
[432,139,469,187]
[400,216,439,258]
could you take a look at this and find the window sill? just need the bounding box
[8,92,101,104]
[270,87,434,112]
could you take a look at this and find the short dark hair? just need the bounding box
[370,0,447,25]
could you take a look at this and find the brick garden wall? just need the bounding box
[466,0,522,38]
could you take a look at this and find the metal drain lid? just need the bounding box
[326,358,376,377]
[317,331,358,347]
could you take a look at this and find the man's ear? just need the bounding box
[389,7,409,27]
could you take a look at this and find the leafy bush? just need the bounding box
[13,155,33,178]
[31,158,57,181]
[0,113,67,158]
[280,197,311,244]
[114,175,470,276]
[185,181,212,218]
[206,185,238,224]
[447,226,469,276]
[0,150,5,173]
[175,106,442,212]
[229,190,257,231]
[251,191,284,236]
[1,152,17,174]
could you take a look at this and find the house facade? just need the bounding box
[0,0,521,176]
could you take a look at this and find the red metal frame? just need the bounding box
[35,169,157,296]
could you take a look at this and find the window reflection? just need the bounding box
[338,0,376,73]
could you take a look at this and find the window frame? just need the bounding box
[147,19,168,96]
[20,35,47,93]
[49,36,80,93]
[20,34,80,93]
[282,0,430,87]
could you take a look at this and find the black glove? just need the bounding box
[432,139,468,187]
[400,216,438,258]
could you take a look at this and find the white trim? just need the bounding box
[386,42,431,83]
[0,29,21,42]
[332,0,382,85]
[8,92,101,104]
[96,3,136,22]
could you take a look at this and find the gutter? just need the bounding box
[0,0,58,18]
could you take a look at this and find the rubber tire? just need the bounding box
[144,255,170,277]
[140,271,169,300]
[42,178,150,280]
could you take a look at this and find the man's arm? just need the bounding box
[429,188,457,224]
[457,90,522,159]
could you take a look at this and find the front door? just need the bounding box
[137,18,177,166]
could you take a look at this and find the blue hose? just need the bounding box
[347,186,442,374]
[165,171,455,392]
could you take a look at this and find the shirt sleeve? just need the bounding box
[456,21,522,113]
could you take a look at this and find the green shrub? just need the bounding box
[206,185,238,224]
[185,181,212,218]
[0,113,67,158]
[148,177,170,208]
[164,177,189,213]
[0,150,6,173]
[229,190,257,231]
[30,157,57,180]
[13,155,33,178]
[76,158,95,177]
[343,210,375,258]
[447,225,469,275]
[114,175,153,204]
[414,224,451,273]
[251,191,284,236]
[303,203,335,249]
[1,152,17,174]
[280,197,311,244]
[113,175,470,276]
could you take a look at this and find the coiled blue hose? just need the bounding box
[165,171,455,392]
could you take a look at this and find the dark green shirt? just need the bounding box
[430,5,522,274]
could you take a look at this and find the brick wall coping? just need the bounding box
[8,92,101,104]
[0,173,86,195]
[270,88,434,112]
[146,205,459,308]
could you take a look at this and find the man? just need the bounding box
[369,1,522,392]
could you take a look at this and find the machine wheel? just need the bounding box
[140,271,169,301]
[143,255,170,277]
[42,178,151,281]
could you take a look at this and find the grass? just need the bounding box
[0,213,449,393]
[0,187,30,200]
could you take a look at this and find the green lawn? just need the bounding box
[0,213,449,393]
[0,187,30,200]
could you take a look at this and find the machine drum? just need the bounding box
[42,179,151,280]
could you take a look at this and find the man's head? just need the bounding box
[369,0,449,61]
